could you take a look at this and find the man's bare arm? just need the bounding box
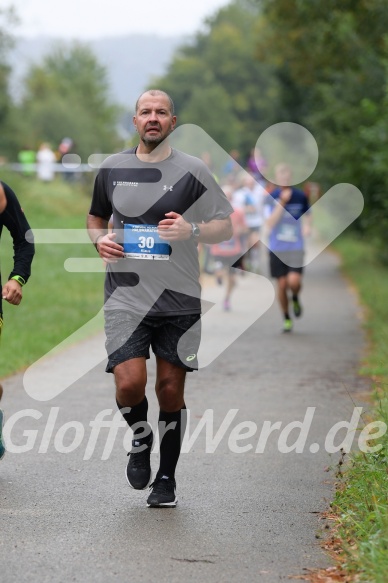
[87,213,108,245]
[195,216,233,244]
[87,214,124,262]
[158,212,233,244]
[0,183,6,214]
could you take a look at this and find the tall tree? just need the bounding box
[16,43,122,159]
[0,6,17,155]
[256,0,388,258]
[151,1,279,161]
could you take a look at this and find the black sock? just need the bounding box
[284,312,290,320]
[292,294,298,301]
[116,397,152,441]
[157,406,187,480]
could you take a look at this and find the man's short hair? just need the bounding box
[135,90,175,115]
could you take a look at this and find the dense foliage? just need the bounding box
[1,40,122,160]
[149,1,278,158]
[0,6,17,155]
[256,0,388,261]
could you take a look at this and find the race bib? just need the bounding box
[123,224,170,260]
[276,223,299,243]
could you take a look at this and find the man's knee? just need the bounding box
[116,377,144,394]
[288,272,302,290]
[156,378,183,411]
[114,362,147,404]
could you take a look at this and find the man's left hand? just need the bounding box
[2,279,23,305]
[158,212,192,241]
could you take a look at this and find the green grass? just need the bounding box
[0,170,104,378]
[328,234,388,582]
[333,236,388,380]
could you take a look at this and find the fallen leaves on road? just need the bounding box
[289,565,354,582]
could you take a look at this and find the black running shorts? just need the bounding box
[105,311,201,373]
[269,250,304,278]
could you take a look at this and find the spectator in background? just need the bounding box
[36,142,56,182]
[58,137,76,182]
[17,146,36,177]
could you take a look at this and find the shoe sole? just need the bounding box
[125,467,152,490]
[147,498,178,508]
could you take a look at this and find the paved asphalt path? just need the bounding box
[0,244,370,583]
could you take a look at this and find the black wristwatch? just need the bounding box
[190,222,200,238]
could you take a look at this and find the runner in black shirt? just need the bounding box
[0,181,35,459]
[88,90,233,507]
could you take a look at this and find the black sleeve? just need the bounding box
[1,182,35,283]
[89,169,112,220]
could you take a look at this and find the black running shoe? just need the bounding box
[147,476,177,508]
[126,430,153,490]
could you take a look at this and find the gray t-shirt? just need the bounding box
[89,147,233,315]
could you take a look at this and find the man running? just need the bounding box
[0,181,35,459]
[87,90,233,507]
[264,163,311,332]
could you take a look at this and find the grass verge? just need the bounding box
[0,170,104,379]
[319,234,388,582]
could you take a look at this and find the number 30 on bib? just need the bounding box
[123,224,170,260]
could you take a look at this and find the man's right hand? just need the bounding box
[96,233,124,263]
[279,187,292,205]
